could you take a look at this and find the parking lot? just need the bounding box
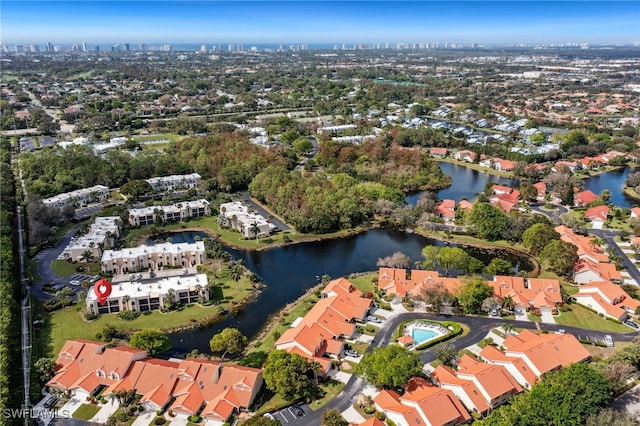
[270,403,309,424]
[67,273,100,286]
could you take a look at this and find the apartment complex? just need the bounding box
[146,173,201,192]
[128,199,210,226]
[219,201,276,239]
[275,278,373,373]
[86,273,208,315]
[101,241,206,276]
[47,339,263,424]
[60,216,121,262]
[42,185,110,209]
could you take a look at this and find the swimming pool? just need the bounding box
[411,328,439,344]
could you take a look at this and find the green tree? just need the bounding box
[321,409,349,426]
[467,202,508,241]
[421,245,440,270]
[34,357,57,384]
[519,182,540,201]
[249,222,260,242]
[539,240,579,277]
[119,179,153,198]
[263,350,314,401]
[355,345,422,389]
[240,417,281,426]
[435,343,458,367]
[292,137,314,154]
[436,246,470,275]
[129,329,171,355]
[485,258,513,276]
[456,277,495,314]
[522,223,560,255]
[479,363,611,426]
[209,327,248,360]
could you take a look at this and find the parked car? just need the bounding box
[366,316,382,323]
[344,349,360,357]
[604,335,614,347]
[291,406,304,417]
[626,320,639,329]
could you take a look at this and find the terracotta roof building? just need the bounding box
[574,281,640,321]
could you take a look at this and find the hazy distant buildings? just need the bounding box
[139,43,147,51]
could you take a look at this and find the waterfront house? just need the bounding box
[584,205,609,229]
[573,281,640,321]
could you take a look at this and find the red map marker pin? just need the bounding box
[94,278,112,305]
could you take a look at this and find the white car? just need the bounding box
[344,349,360,357]
[604,335,614,347]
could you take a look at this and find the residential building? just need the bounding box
[128,199,210,226]
[42,185,110,210]
[479,330,591,388]
[488,276,562,315]
[146,173,201,192]
[373,377,471,426]
[493,159,516,172]
[219,201,275,238]
[275,278,373,373]
[555,225,609,264]
[631,207,640,219]
[47,340,263,424]
[431,355,522,414]
[86,273,208,315]
[454,150,476,163]
[101,241,206,276]
[378,268,462,300]
[430,147,448,158]
[573,259,622,284]
[533,182,547,200]
[573,190,598,207]
[60,216,120,262]
[573,281,640,321]
[584,205,609,229]
[435,199,456,221]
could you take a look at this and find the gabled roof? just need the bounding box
[431,364,489,413]
[578,281,640,311]
[574,190,598,206]
[456,355,523,400]
[584,205,609,221]
[574,259,622,282]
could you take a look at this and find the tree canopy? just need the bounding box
[539,240,579,277]
[478,363,611,426]
[129,329,171,355]
[355,345,422,389]
[522,223,560,255]
[209,327,248,360]
[263,350,315,401]
[467,202,508,241]
[456,277,495,314]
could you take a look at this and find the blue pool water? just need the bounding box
[411,328,439,344]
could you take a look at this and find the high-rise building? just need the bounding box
[46,42,54,52]
[124,43,130,51]
[82,42,88,52]
[95,45,100,52]
[139,43,147,51]
[200,44,207,53]
[14,45,24,52]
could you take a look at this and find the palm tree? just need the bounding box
[110,389,137,408]
[310,361,322,386]
[80,250,94,263]
[230,261,244,290]
[249,222,260,242]
[501,296,515,312]
[501,323,516,336]
[122,295,131,311]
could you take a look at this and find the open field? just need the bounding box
[555,304,631,333]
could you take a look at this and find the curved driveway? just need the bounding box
[290,312,638,425]
[32,224,82,301]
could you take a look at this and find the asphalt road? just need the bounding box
[282,311,638,425]
[529,202,569,220]
[32,224,82,301]
[239,191,291,232]
[589,228,640,284]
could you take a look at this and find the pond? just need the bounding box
[167,228,533,354]
[406,161,521,205]
[582,166,639,208]
[145,230,208,245]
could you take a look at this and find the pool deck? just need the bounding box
[403,320,450,346]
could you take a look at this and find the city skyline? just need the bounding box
[2,1,639,46]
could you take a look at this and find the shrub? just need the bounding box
[188,415,201,423]
[363,406,375,414]
[85,312,98,321]
[118,311,140,321]
[95,333,103,340]
[154,418,166,425]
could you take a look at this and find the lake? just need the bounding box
[168,228,532,354]
[582,166,639,208]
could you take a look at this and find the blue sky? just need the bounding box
[2,1,639,45]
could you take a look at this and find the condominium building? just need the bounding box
[60,216,121,262]
[219,201,275,238]
[42,185,110,209]
[86,273,208,315]
[146,173,201,192]
[101,241,206,276]
[128,199,210,226]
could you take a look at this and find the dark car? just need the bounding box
[291,406,304,417]
[626,320,639,329]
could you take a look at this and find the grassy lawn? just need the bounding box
[72,403,101,420]
[347,273,377,294]
[250,291,321,353]
[417,228,529,253]
[555,304,631,333]
[255,393,289,416]
[51,259,102,278]
[48,264,256,353]
[309,380,346,411]
[528,313,542,322]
